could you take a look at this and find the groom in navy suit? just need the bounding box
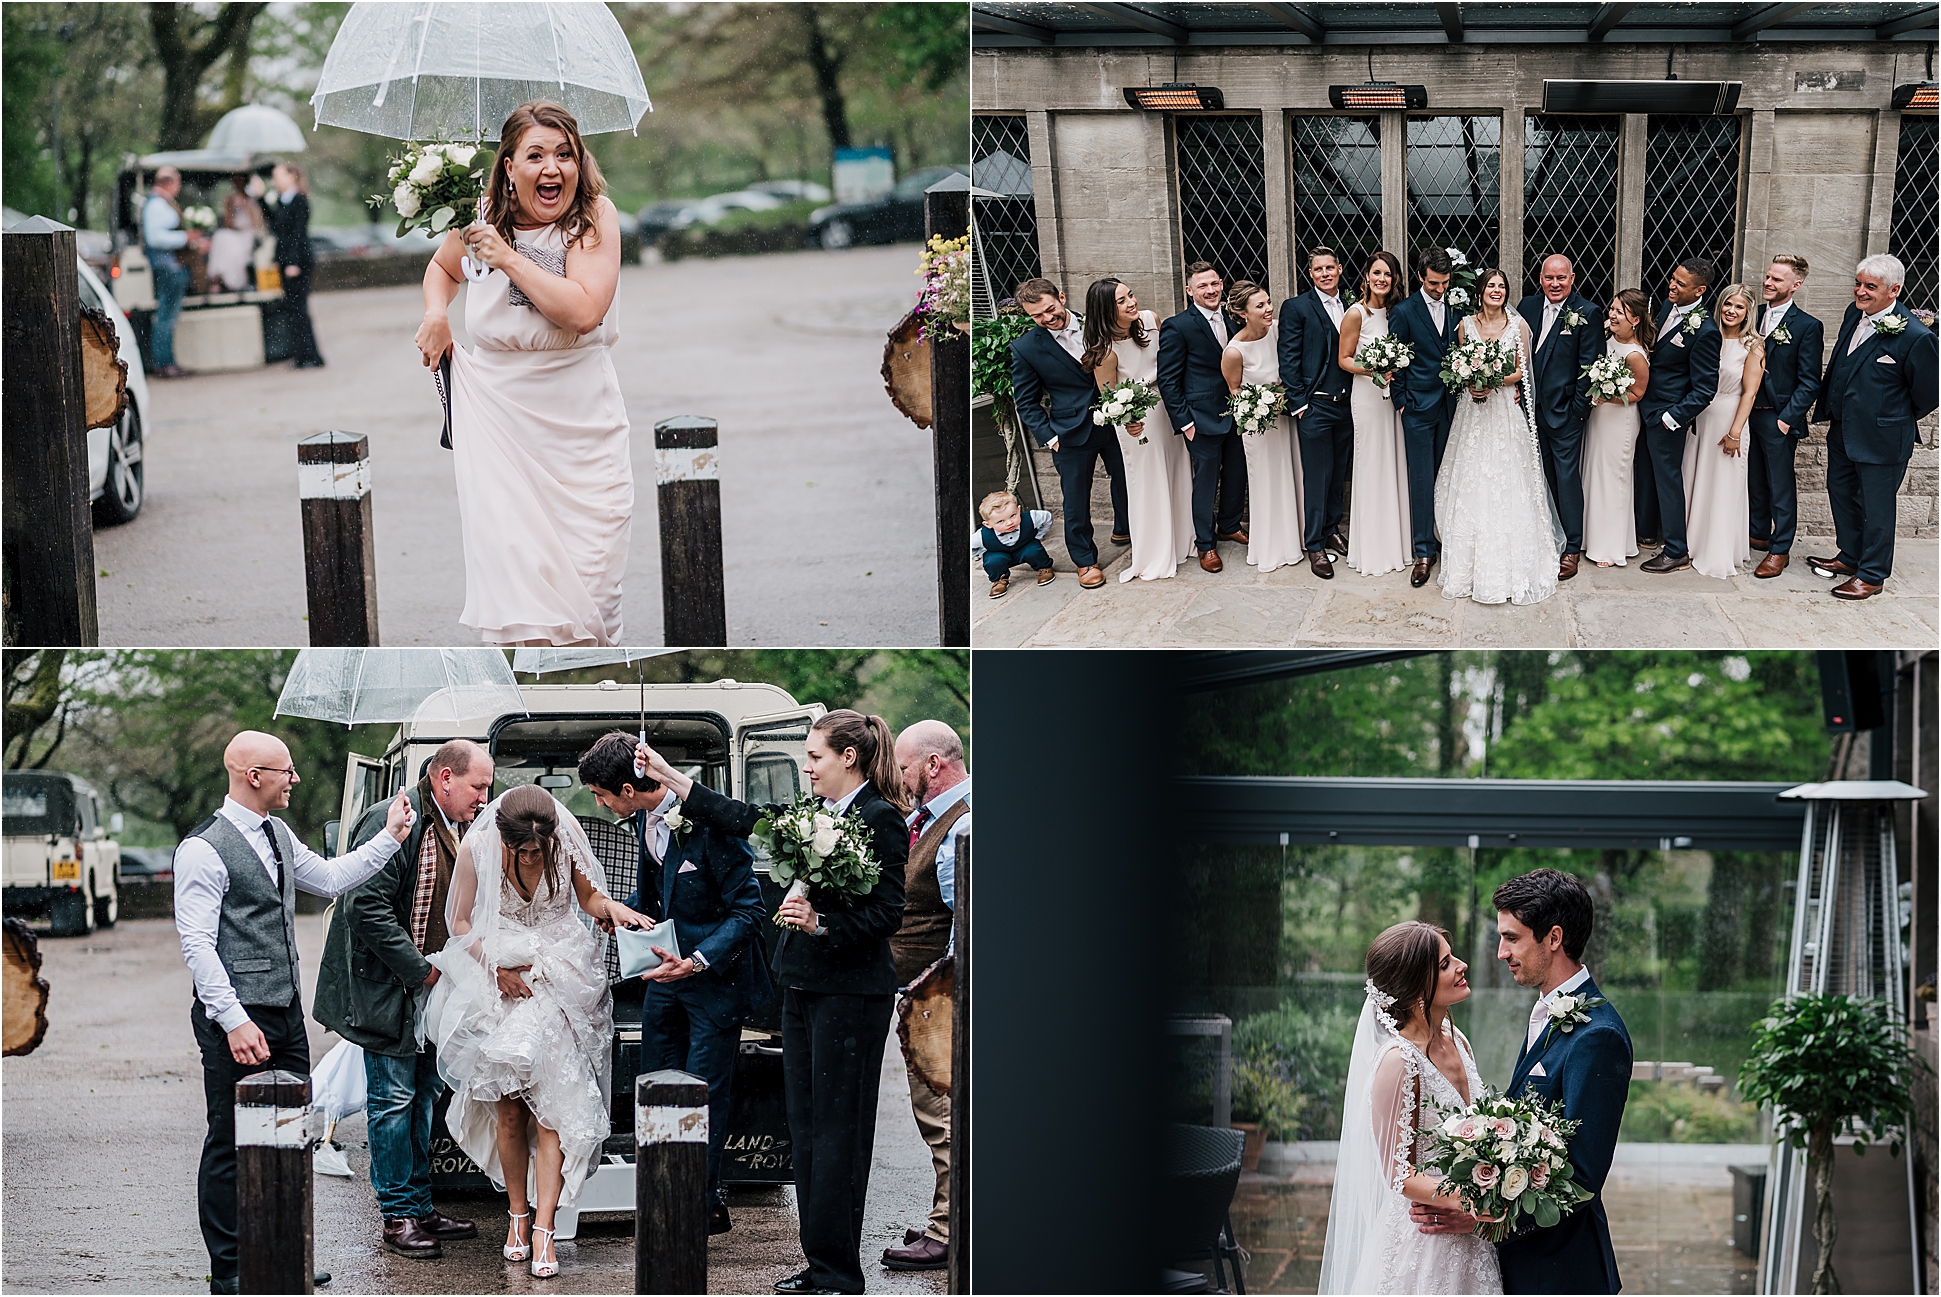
[579,732,772,1235]
[1387,247,1460,587]
[1279,248,1355,579]
[1010,278,1128,589]
[1516,254,1604,581]
[1414,868,1631,1295]
[1807,253,1940,599]
[1746,255,1825,578]
[1635,258,1722,573]
[1157,260,1250,573]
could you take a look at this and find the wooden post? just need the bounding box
[653,416,727,646]
[235,1069,314,1296]
[636,1069,709,1294]
[948,832,970,1294]
[297,432,378,646]
[926,175,971,647]
[2,217,99,646]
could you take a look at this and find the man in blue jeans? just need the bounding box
[313,740,496,1259]
[142,166,204,378]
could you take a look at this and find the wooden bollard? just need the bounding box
[948,832,970,1294]
[236,1069,315,1295]
[635,1069,709,1295]
[653,416,727,646]
[925,175,971,647]
[2,217,99,646]
[297,431,379,646]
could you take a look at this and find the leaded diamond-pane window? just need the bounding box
[1890,115,1939,314]
[973,114,1041,313]
[1525,114,1620,307]
[1643,115,1742,307]
[1177,114,1270,293]
[1293,115,1382,292]
[1406,115,1502,275]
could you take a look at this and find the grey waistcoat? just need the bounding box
[193,813,301,1008]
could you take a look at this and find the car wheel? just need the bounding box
[819,218,853,251]
[95,883,117,930]
[94,402,144,525]
[51,887,90,936]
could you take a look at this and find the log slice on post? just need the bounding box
[79,305,129,432]
[883,308,933,429]
[895,954,953,1096]
[3,916,51,1056]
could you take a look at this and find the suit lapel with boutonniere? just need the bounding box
[1512,977,1611,1094]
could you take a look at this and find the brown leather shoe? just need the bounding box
[1035,566,1056,585]
[1409,557,1434,588]
[1109,532,1131,546]
[1754,551,1789,579]
[1558,552,1581,581]
[1831,576,1882,600]
[1198,549,1223,574]
[1078,565,1106,588]
[882,1235,949,1272]
[1640,551,1691,574]
[1749,536,1770,551]
[1325,531,1349,556]
[418,1210,477,1239]
[382,1217,443,1259]
[1215,527,1249,544]
[988,574,1009,598]
[1807,554,1857,578]
[1307,550,1335,579]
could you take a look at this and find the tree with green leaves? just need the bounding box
[148,2,268,150]
[5,650,72,769]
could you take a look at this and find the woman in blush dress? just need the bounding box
[1220,281,1307,574]
[1581,289,1654,567]
[1683,283,1765,578]
[1083,278,1196,582]
[1338,251,1413,577]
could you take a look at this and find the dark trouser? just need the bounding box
[982,537,1053,582]
[364,1045,441,1221]
[1747,409,1800,553]
[283,265,323,366]
[1185,429,1248,553]
[1050,433,1128,569]
[1538,412,1588,554]
[641,986,743,1201]
[1639,415,1690,558]
[149,256,189,368]
[192,996,310,1284]
[1825,419,1909,584]
[1295,398,1353,552]
[1633,423,1662,542]
[1400,405,1450,557]
[781,987,893,1294]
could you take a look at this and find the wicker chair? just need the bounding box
[1162,1123,1248,1293]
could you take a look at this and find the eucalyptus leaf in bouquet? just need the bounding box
[1419,1088,1595,1243]
[369,140,495,240]
[752,791,883,928]
[1227,381,1288,435]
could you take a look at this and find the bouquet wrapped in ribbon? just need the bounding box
[1227,381,1288,435]
[1582,353,1636,406]
[1354,334,1415,391]
[1093,377,1161,443]
[368,140,491,238]
[752,792,883,929]
[1419,1088,1594,1243]
[1440,337,1519,401]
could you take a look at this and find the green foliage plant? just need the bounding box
[1737,994,1921,1294]
[973,307,1040,497]
[1234,1001,1359,1140]
[1230,1043,1309,1142]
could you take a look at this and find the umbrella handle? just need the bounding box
[461,254,492,283]
[635,729,648,780]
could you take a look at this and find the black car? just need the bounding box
[806,164,968,250]
[117,845,177,882]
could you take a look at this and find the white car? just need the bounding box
[74,256,151,525]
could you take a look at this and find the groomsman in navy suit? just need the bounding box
[1808,253,1940,599]
[1517,254,1604,581]
[1157,260,1250,573]
[1009,278,1128,589]
[1746,255,1825,578]
[1278,248,1355,579]
[1636,258,1722,573]
[1387,247,1460,587]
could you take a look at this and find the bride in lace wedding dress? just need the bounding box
[1434,269,1564,605]
[1319,922,1504,1296]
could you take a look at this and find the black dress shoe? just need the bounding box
[315,1272,331,1287]
[210,1279,240,1295]
[774,1271,817,1293]
[418,1209,478,1238]
[709,1201,733,1235]
[1639,551,1691,574]
[1409,556,1434,588]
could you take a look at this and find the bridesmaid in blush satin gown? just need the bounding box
[1683,283,1764,579]
[1581,290,1654,567]
[1337,251,1413,577]
[1221,282,1307,574]
[1083,278,1196,581]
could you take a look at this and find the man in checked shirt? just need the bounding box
[313,740,495,1261]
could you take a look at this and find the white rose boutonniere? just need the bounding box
[1768,321,1793,345]
[1538,992,1610,1051]
[1874,313,1910,337]
[1683,306,1707,335]
[663,807,695,840]
[1562,307,1588,330]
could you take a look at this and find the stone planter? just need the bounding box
[1233,1121,1265,1171]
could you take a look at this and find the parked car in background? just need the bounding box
[687,190,785,226]
[2,771,122,936]
[749,179,831,204]
[117,845,177,882]
[637,199,701,243]
[807,164,970,250]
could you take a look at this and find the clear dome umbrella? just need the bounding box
[308,1,652,142]
[274,648,528,728]
[206,104,308,154]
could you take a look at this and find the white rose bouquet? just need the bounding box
[1419,1088,1594,1243]
[367,140,492,238]
[180,205,218,233]
[1442,245,1479,312]
[1353,333,1415,391]
[1440,336,1518,401]
[1581,353,1636,406]
[1226,381,1288,435]
[752,791,883,929]
[1093,377,1161,443]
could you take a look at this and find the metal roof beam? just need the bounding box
[1877,5,1940,38]
[1733,2,1817,40]
[1174,651,1431,692]
[1069,2,1188,43]
[1588,2,1637,40]
[971,8,1054,44]
[1437,2,1465,42]
[1260,2,1326,42]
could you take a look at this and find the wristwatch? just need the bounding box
[690,949,711,972]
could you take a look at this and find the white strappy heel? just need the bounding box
[503,1211,531,1262]
[530,1225,558,1278]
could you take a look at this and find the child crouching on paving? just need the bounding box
[973,489,1056,597]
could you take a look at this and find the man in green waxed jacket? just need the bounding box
[313,740,494,1261]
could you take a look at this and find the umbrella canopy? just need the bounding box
[310,1,652,141]
[510,649,674,675]
[205,104,309,154]
[275,648,527,727]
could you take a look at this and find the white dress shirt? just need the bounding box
[823,781,868,817]
[1526,964,1594,1051]
[1318,291,1343,328]
[1052,309,1085,361]
[641,789,678,862]
[1761,300,1792,337]
[971,509,1054,561]
[174,796,402,1032]
[1424,289,1445,334]
[1849,305,1898,355]
[1659,300,1704,427]
[1197,303,1229,347]
[908,779,970,911]
[1539,298,1562,351]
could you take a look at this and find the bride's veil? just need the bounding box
[1316,985,1407,1295]
[1507,311,1569,549]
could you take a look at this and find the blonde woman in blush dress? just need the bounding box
[1683,283,1765,578]
[1221,282,1307,574]
[1083,278,1196,581]
[1581,290,1654,567]
[1338,251,1413,577]
[414,101,630,646]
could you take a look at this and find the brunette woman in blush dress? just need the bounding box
[1083,278,1196,581]
[1581,290,1653,567]
[1221,281,1307,573]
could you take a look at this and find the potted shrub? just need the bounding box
[1737,993,1922,1294]
[970,305,1036,494]
[1230,1043,1307,1172]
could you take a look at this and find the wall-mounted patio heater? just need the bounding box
[1759,780,1925,1295]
